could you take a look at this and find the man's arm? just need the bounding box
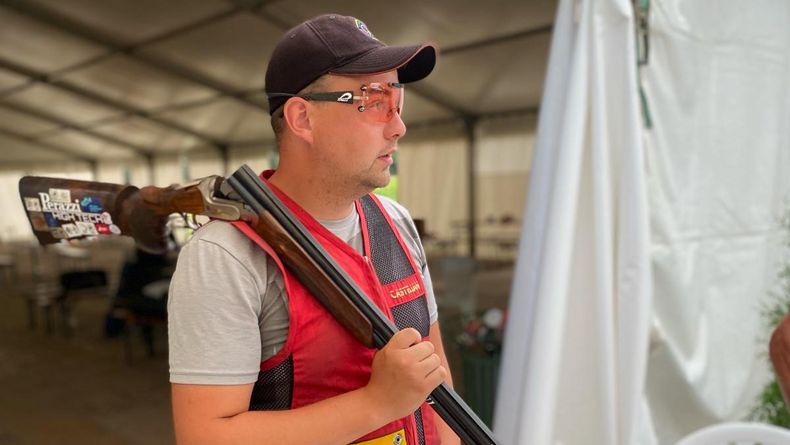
[429,321,461,445]
[172,328,447,445]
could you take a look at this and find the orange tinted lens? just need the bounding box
[363,84,402,123]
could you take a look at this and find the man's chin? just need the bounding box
[362,175,390,192]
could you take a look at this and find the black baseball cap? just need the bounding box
[265,14,437,114]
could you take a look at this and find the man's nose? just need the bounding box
[385,111,407,141]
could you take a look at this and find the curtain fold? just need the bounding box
[494,0,653,443]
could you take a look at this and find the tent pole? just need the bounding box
[464,116,478,258]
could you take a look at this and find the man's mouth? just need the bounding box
[377,153,394,165]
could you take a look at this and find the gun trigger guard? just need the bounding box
[180,213,201,230]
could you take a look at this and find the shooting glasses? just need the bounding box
[268,82,404,123]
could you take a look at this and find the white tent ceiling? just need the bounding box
[0,0,555,167]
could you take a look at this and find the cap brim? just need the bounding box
[330,44,437,83]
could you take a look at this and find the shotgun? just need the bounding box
[18,165,499,445]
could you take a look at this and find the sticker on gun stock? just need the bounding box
[48,188,71,203]
[61,223,81,239]
[76,221,99,236]
[29,212,47,231]
[79,196,103,213]
[43,212,59,228]
[23,197,42,212]
[37,192,114,225]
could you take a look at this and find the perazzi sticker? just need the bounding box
[38,193,114,225]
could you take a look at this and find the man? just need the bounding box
[168,14,459,445]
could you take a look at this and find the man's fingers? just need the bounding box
[389,327,422,349]
[406,340,435,361]
[425,364,448,389]
[416,353,442,377]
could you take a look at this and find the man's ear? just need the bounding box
[282,98,314,145]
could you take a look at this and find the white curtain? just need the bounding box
[494,0,653,444]
[475,116,535,259]
[399,127,469,251]
[643,0,790,443]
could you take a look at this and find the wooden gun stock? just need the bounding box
[18,176,208,254]
[137,184,206,216]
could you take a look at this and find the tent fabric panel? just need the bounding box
[90,117,203,154]
[24,0,231,43]
[60,55,217,111]
[423,35,550,114]
[140,14,283,91]
[0,106,61,136]
[0,6,105,73]
[4,84,123,124]
[39,129,137,159]
[156,98,273,142]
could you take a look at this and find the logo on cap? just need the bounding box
[354,18,377,40]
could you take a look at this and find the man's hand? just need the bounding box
[363,327,447,421]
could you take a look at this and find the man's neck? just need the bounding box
[268,168,359,220]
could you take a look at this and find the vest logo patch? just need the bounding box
[389,281,421,299]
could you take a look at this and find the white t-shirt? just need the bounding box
[168,196,437,385]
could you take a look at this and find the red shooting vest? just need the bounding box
[231,171,438,445]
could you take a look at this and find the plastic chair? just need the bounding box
[675,421,790,445]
